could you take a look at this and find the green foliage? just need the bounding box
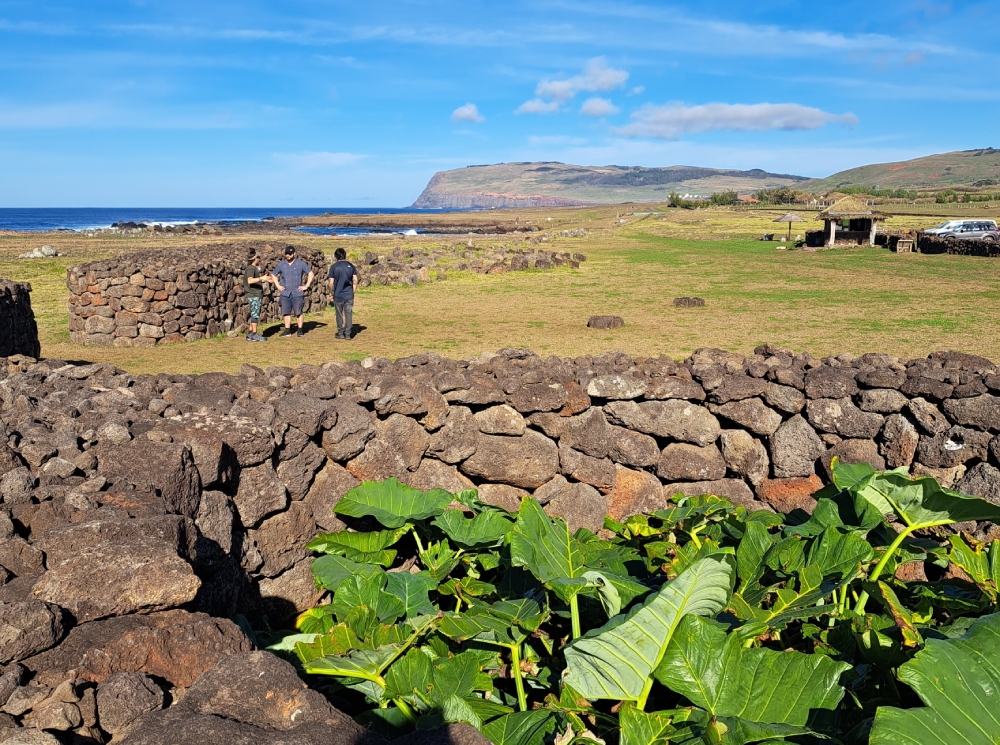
[709,189,738,206]
[285,468,1000,745]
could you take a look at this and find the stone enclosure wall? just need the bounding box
[915,231,1000,257]
[2,345,1000,741]
[66,242,328,347]
[0,281,40,359]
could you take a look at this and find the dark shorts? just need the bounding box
[279,295,304,317]
[247,296,262,321]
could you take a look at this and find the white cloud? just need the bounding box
[527,135,588,146]
[517,57,628,114]
[272,151,365,169]
[615,102,859,140]
[451,103,484,123]
[580,97,620,117]
[515,99,561,115]
[628,86,645,96]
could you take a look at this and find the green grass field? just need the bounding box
[2,205,998,374]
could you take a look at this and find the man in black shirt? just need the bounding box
[327,247,358,339]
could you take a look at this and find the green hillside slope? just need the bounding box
[804,148,1000,191]
[411,162,808,208]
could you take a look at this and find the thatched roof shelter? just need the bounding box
[816,196,889,247]
[773,212,806,241]
[817,196,887,221]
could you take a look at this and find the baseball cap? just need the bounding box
[284,245,296,255]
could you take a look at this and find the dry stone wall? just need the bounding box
[916,232,1000,257]
[0,281,40,359]
[65,242,328,347]
[2,344,1000,741]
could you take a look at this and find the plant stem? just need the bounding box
[637,678,654,712]
[454,596,462,612]
[855,526,913,615]
[411,527,425,555]
[394,698,418,725]
[509,643,528,712]
[569,595,581,640]
[688,527,703,549]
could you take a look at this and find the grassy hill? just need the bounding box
[804,148,1000,192]
[411,162,808,208]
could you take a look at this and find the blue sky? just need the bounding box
[1,0,997,206]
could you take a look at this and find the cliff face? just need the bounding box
[410,162,808,207]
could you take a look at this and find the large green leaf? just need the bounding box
[948,535,1000,604]
[509,497,589,602]
[334,478,453,528]
[730,563,847,632]
[806,526,874,579]
[855,468,1000,529]
[619,706,676,745]
[312,554,384,591]
[656,615,849,728]
[433,509,514,548]
[307,527,409,565]
[482,710,559,745]
[870,612,1000,745]
[562,553,734,702]
[331,571,406,624]
[385,571,438,618]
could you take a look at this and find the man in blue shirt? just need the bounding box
[327,247,358,339]
[271,245,315,338]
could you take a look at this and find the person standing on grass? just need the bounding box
[272,245,315,338]
[242,248,272,342]
[327,247,358,339]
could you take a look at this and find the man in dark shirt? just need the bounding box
[242,248,272,342]
[271,245,315,338]
[327,247,358,339]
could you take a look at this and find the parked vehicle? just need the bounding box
[929,219,998,240]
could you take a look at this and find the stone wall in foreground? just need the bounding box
[65,242,328,347]
[2,345,1000,741]
[916,231,1000,257]
[0,280,40,359]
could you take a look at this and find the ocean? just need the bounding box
[0,207,442,233]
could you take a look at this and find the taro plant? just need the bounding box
[273,463,1000,745]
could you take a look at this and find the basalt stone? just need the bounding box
[274,393,332,437]
[320,399,375,462]
[0,467,34,505]
[460,431,559,490]
[605,400,720,446]
[507,382,568,413]
[35,514,197,567]
[901,376,954,401]
[708,375,768,404]
[558,445,616,493]
[645,376,706,401]
[302,462,355,532]
[474,405,525,436]
[234,462,288,528]
[657,443,726,482]
[719,430,769,486]
[586,374,647,400]
[607,425,660,469]
[858,388,909,413]
[96,439,202,519]
[856,367,906,389]
[545,482,609,534]
[710,398,782,436]
[943,394,1000,431]
[346,413,429,481]
[907,397,950,435]
[427,406,478,464]
[172,387,236,416]
[0,601,66,664]
[756,475,823,515]
[587,315,624,329]
[912,463,966,489]
[820,439,885,479]
[915,426,992,468]
[276,442,326,501]
[606,466,667,520]
[195,490,236,557]
[879,414,919,469]
[247,503,315,578]
[770,414,825,478]
[402,459,474,494]
[23,610,253,689]
[477,483,525,513]
[805,398,884,439]
[804,367,858,399]
[956,463,1000,505]
[0,538,45,577]
[561,408,612,458]
[154,413,273,470]
[96,672,166,738]
[32,537,200,622]
[258,560,325,626]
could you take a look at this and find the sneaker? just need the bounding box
[253,333,267,342]
[296,329,304,338]
[335,331,345,339]
[279,328,294,337]
[245,334,253,341]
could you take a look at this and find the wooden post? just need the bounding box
[827,220,836,247]
[869,219,877,246]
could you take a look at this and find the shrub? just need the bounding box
[273,464,1000,744]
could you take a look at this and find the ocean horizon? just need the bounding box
[0,207,446,233]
